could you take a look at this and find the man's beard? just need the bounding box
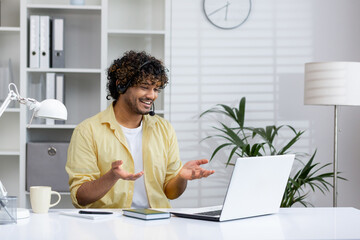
[124,96,151,115]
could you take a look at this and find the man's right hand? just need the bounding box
[111,160,144,180]
[76,160,144,206]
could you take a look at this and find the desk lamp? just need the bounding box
[0,83,67,222]
[0,83,67,120]
[304,62,360,207]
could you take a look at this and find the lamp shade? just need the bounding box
[304,62,360,106]
[34,99,68,120]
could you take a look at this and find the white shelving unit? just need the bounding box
[0,0,21,201]
[0,0,168,208]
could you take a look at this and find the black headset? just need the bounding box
[116,60,154,94]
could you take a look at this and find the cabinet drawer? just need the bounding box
[26,142,69,192]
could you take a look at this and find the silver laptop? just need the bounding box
[171,154,295,222]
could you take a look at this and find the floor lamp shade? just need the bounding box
[304,62,360,106]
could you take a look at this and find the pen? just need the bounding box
[79,210,113,215]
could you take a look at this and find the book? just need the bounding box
[122,208,171,220]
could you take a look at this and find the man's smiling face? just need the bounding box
[123,79,162,116]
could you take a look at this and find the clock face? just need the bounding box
[203,0,252,29]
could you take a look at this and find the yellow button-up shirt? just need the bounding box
[66,103,183,208]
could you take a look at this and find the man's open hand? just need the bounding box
[179,159,215,180]
[111,160,144,180]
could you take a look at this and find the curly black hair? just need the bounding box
[106,50,168,101]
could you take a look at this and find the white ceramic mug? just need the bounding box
[30,186,61,214]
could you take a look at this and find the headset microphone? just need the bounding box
[149,103,155,116]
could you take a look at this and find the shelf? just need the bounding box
[0,151,20,156]
[0,27,21,32]
[3,108,20,113]
[108,29,166,36]
[27,124,77,129]
[26,68,102,73]
[27,4,101,11]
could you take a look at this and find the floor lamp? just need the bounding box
[304,62,360,207]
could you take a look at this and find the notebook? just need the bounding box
[170,154,295,222]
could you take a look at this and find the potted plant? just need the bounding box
[200,97,344,207]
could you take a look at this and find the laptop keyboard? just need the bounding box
[195,210,222,216]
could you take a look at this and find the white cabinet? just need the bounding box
[0,0,167,207]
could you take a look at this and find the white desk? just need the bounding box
[1,207,360,240]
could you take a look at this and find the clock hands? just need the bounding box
[208,1,231,18]
[225,1,229,20]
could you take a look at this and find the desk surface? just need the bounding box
[1,207,360,240]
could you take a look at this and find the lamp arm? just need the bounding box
[0,90,17,118]
[25,98,41,112]
[0,83,41,119]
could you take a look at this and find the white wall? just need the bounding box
[312,0,360,208]
[167,0,360,208]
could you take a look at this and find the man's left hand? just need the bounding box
[179,159,215,180]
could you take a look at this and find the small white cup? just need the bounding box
[30,186,61,214]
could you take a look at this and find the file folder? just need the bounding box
[29,15,40,68]
[55,74,65,124]
[39,16,51,69]
[45,73,56,125]
[52,18,65,68]
[55,74,65,104]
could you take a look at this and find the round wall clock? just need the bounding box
[203,0,252,30]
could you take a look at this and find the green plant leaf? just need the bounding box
[237,97,246,129]
[250,143,264,156]
[209,143,233,161]
[278,130,304,155]
[219,123,247,148]
[227,146,239,166]
[220,104,237,120]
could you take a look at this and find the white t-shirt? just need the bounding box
[120,122,149,208]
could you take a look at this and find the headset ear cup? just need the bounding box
[117,84,127,94]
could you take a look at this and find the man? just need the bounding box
[66,50,214,208]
